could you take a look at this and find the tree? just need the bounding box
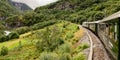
[0,46,8,56]
[94,11,104,21]
[36,26,64,52]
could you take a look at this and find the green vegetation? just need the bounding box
[13,20,57,35]
[73,52,86,60]
[0,20,57,42]
[0,0,18,19]
[74,43,89,53]
[39,52,59,60]
[1,0,119,29]
[112,45,118,55]
[0,0,119,59]
[0,32,19,42]
[0,46,8,56]
[34,0,120,23]
[0,21,88,60]
[36,27,64,52]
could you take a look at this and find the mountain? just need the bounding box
[8,0,32,11]
[3,0,120,29]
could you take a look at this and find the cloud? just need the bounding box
[36,0,58,6]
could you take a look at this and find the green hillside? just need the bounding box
[0,0,18,19]
[0,0,19,32]
[0,21,88,60]
[34,0,120,23]
[3,0,120,29]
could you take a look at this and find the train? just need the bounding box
[82,11,120,60]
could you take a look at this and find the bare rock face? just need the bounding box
[10,0,58,10]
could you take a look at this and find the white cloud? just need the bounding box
[36,0,58,6]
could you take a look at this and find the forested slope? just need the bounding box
[2,0,120,29]
[0,0,18,20]
[35,0,120,23]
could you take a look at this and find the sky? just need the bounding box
[36,0,58,5]
[11,0,58,9]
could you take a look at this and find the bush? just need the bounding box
[36,27,64,52]
[73,52,86,60]
[59,53,71,60]
[0,46,8,56]
[13,26,31,35]
[65,32,74,40]
[36,38,64,52]
[17,41,22,51]
[74,43,89,53]
[0,35,8,42]
[58,43,72,53]
[31,20,56,30]
[0,32,19,42]
[36,41,44,52]
[8,32,19,39]
[39,52,59,60]
[12,20,56,35]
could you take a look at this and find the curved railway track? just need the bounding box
[79,25,111,60]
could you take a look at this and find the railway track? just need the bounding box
[79,25,111,60]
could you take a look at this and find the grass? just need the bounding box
[0,38,30,50]
[70,27,85,44]
[0,45,38,60]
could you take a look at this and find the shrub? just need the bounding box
[13,26,30,35]
[36,38,64,52]
[73,52,86,60]
[36,41,44,52]
[31,20,56,30]
[65,32,74,40]
[59,53,71,60]
[0,35,8,42]
[8,32,19,39]
[0,32,19,42]
[12,20,56,35]
[0,46,8,56]
[74,43,89,53]
[17,41,22,51]
[39,52,59,60]
[49,38,64,51]
[36,27,64,52]
[58,43,72,53]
